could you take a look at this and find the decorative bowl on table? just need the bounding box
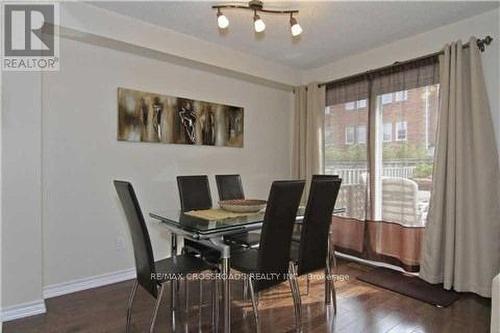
[219,199,267,213]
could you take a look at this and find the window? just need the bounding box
[324,59,440,272]
[383,123,392,142]
[357,99,367,109]
[396,121,407,141]
[345,102,355,110]
[325,128,334,146]
[345,126,355,144]
[357,126,367,144]
[325,106,331,115]
[395,90,408,102]
[381,93,393,105]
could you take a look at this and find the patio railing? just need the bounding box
[326,165,417,184]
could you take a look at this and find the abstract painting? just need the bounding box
[117,88,244,147]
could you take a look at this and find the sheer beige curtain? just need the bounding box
[325,59,440,272]
[325,79,370,255]
[420,38,500,297]
[292,83,325,189]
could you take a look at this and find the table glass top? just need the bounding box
[149,207,345,237]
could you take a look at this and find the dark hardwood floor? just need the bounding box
[3,259,491,333]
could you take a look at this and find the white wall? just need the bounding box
[303,8,500,148]
[3,2,499,320]
[2,2,296,313]
[40,37,293,287]
[62,2,300,86]
[1,72,45,311]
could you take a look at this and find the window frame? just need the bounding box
[383,122,393,142]
[356,125,367,144]
[356,99,367,109]
[381,93,393,105]
[345,102,355,111]
[345,126,355,145]
[395,121,408,141]
[395,90,409,102]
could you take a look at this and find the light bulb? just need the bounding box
[290,17,303,37]
[253,14,266,33]
[217,12,229,29]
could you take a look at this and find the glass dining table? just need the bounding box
[149,207,345,333]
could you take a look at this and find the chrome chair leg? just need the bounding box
[126,280,139,333]
[199,278,203,305]
[243,276,248,301]
[325,237,332,305]
[184,278,189,312]
[325,247,332,305]
[248,277,260,332]
[325,263,331,305]
[329,237,337,270]
[149,284,166,333]
[328,242,337,314]
[331,277,337,314]
[243,278,249,319]
[306,275,310,296]
[332,251,337,270]
[288,262,302,332]
[324,246,337,313]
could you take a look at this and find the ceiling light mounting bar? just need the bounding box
[211,3,299,15]
[212,1,302,36]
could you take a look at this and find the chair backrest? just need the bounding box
[256,180,305,292]
[381,176,419,226]
[177,175,212,212]
[113,180,158,297]
[215,174,245,201]
[297,178,342,276]
[312,174,339,180]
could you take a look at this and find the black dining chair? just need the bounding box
[289,177,342,317]
[215,174,245,201]
[177,175,213,212]
[176,175,221,261]
[114,180,216,333]
[291,174,341,296]
[215,174,261,249]
[230,180,305,332]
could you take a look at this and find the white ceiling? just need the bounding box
[89,1,499,69]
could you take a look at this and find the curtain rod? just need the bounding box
[318,36,493,88]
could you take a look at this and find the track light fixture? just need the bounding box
[289,15,303,37]
[253,11,266,33]
[212,0,302,37]
[217,9,229,29]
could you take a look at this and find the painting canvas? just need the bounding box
[117,88,244,147]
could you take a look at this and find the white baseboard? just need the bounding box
[1,268,136,322]
[43,267,136,299]
[1,299,46,322]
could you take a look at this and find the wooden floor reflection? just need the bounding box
[3,259,491,333]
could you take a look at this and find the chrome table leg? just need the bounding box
[210,237,231,333]
[171,233,178,331]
